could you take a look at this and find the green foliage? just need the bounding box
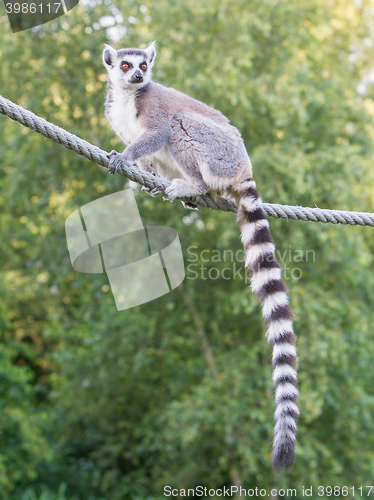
[20,483,72,500]
[0,0,374,497]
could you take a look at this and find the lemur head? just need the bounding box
[102,42,156,90]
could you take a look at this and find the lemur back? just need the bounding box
[103,42,299,471]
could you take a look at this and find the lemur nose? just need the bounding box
[134,71,143,80]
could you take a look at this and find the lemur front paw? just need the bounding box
[107,150,118,174]
[107,151,132,174]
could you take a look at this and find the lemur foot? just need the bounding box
[181,201,198,210]
[141,185,164,197]
[164,179,207,200]
[107,150,132,174]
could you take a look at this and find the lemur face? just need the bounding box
[102,42,156,89]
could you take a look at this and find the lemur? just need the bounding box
[102,42,299,472]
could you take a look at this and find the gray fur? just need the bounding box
[169,113,247,177]
[102,42,252,194]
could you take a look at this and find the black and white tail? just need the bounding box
[237,179,299,471]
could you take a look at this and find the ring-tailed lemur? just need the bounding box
[102,42,299,471]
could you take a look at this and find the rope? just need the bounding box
[0,94,373,227]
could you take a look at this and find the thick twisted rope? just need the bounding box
[1,94,373,226]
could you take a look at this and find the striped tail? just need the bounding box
[237,179,299,471]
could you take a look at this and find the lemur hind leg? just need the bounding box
[164,177,208,200]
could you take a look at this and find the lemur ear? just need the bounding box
[144,41,156,66]
[103,44,117,68]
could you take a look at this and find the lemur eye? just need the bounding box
[121,62,130,70]
[140,63,147,71]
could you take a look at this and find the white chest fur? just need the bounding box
[106,88,145,146]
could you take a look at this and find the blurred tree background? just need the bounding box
[1,0,374,498]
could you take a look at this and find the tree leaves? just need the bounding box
[1,0,374,497]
